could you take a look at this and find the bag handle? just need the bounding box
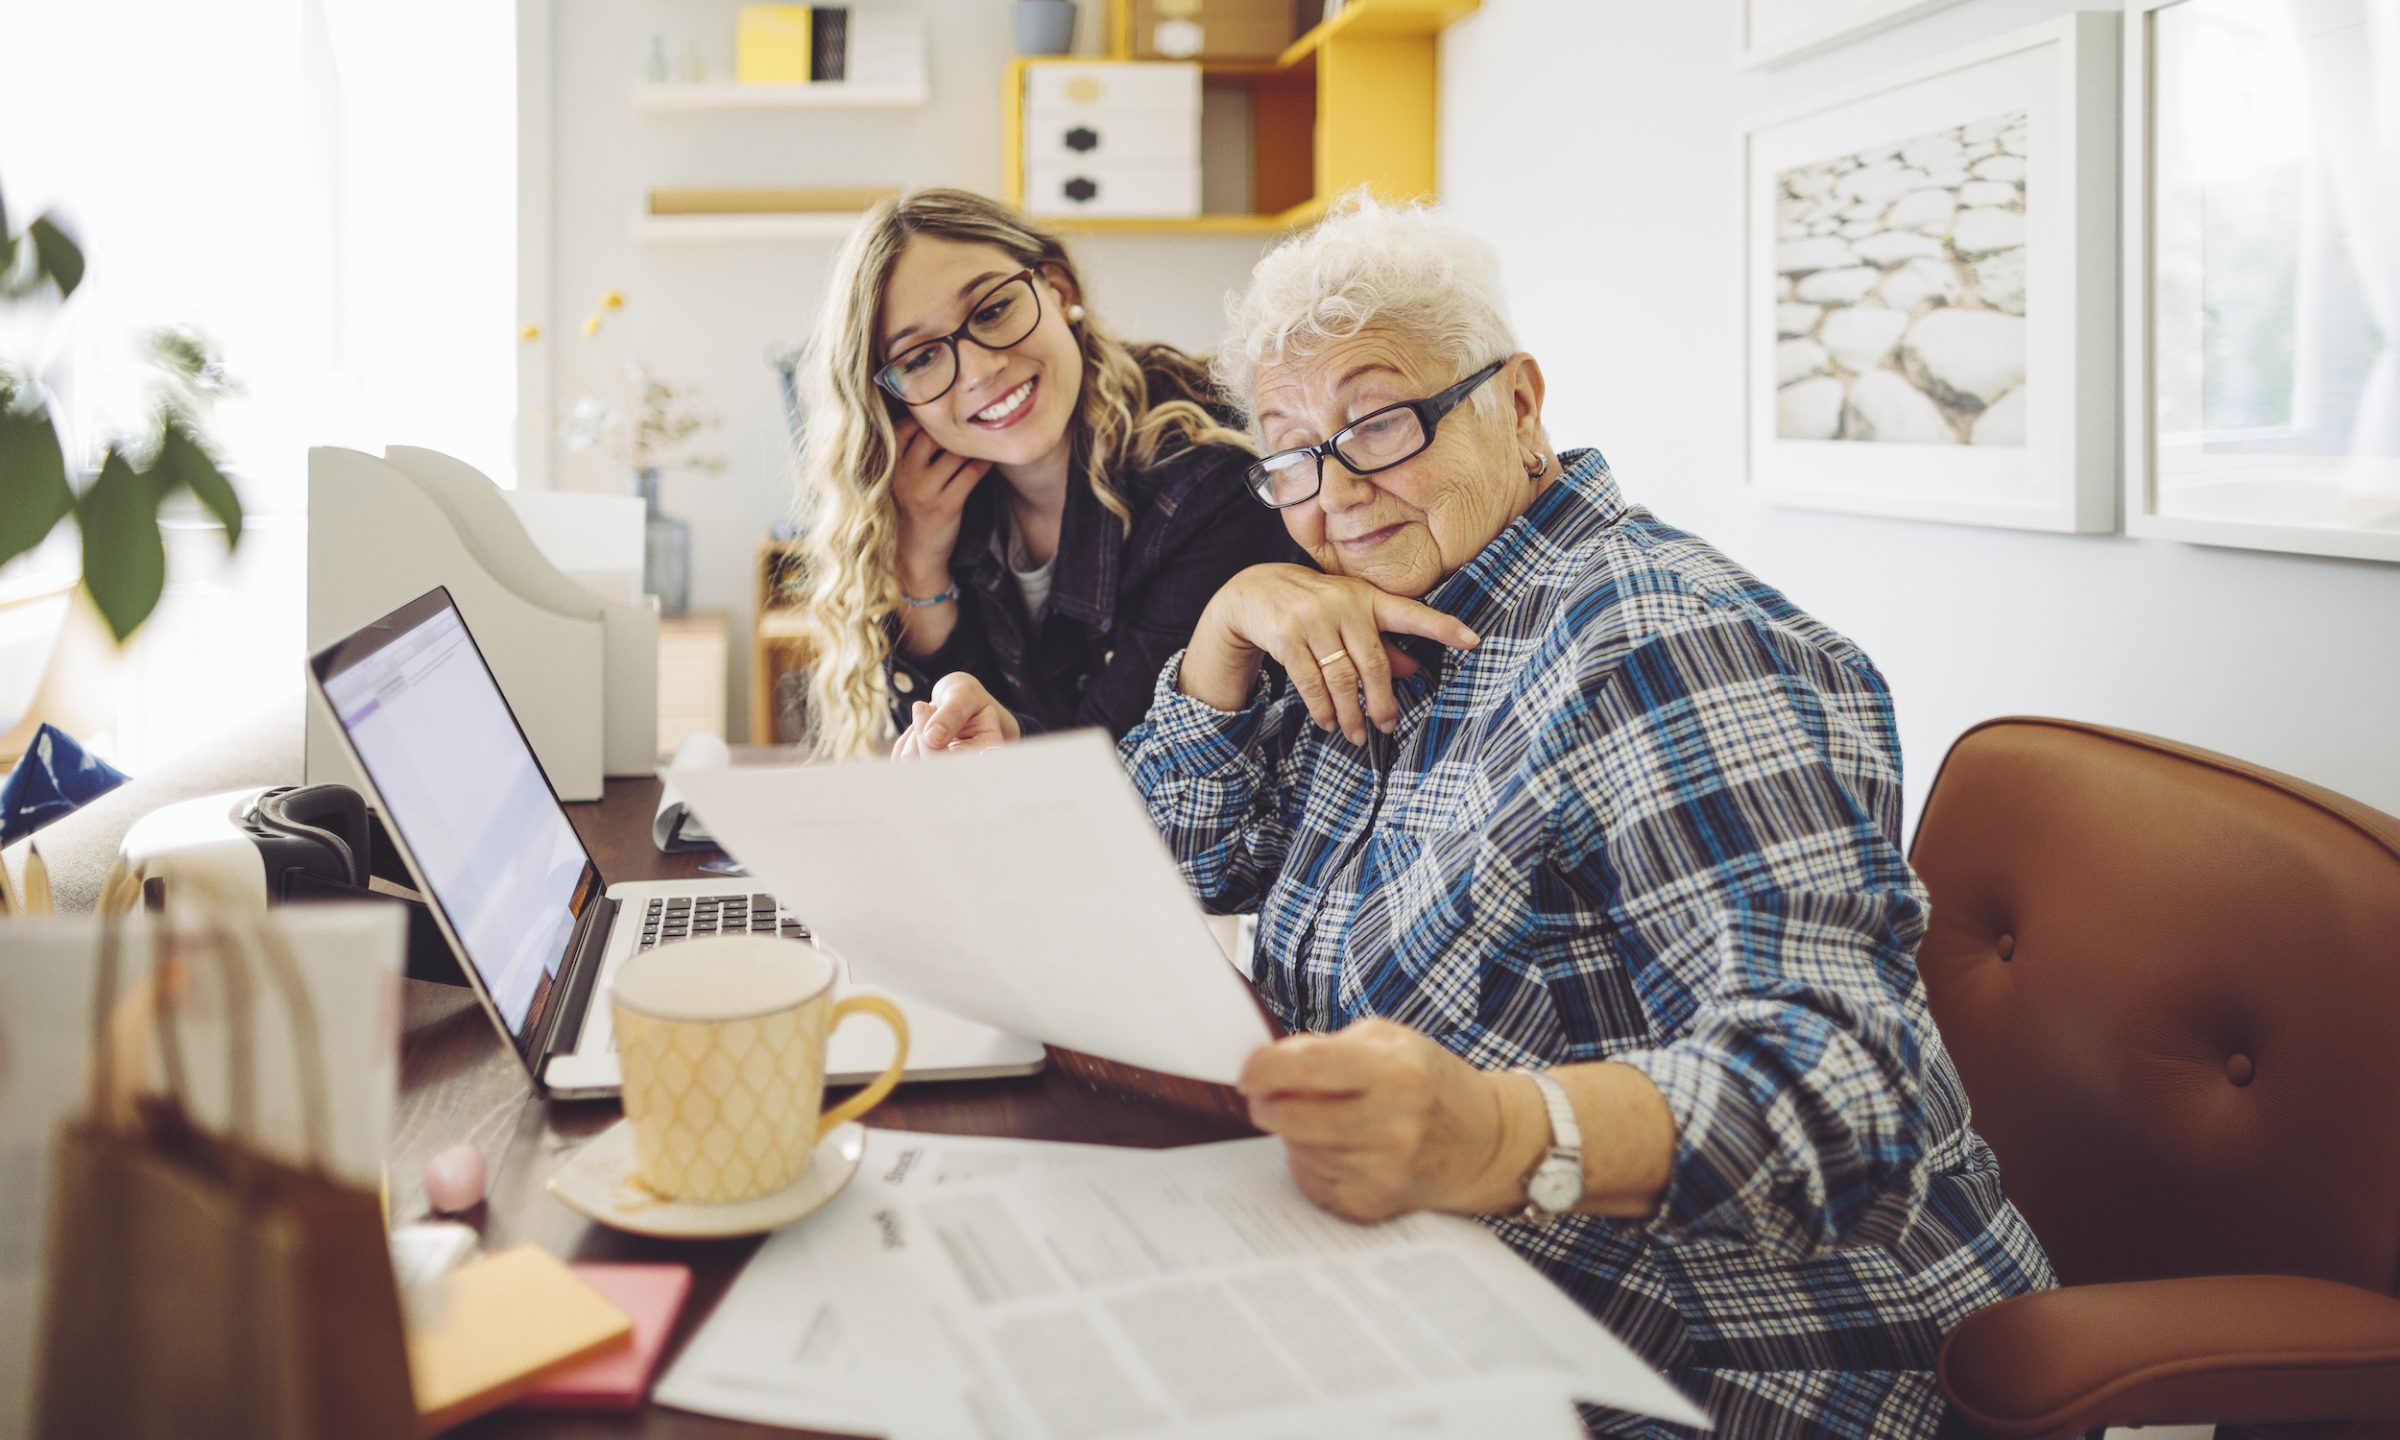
[84,861,339,1173]
[85,863,256,1150]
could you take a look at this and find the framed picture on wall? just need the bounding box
[1743,14,2118,532]
[1738,0,1968,70]
[2124,0,2400,564]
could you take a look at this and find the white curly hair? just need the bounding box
[1214,191,1525,432]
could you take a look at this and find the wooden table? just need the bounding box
[393,776,1261,1438]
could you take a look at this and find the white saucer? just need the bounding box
[547,1119,865,1239]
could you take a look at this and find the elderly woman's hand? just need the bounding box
[1237,1018,1535,1224]
[891,672,1020,758]
[1181,564,1480,745]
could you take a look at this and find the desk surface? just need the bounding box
[393,775,1260,1439]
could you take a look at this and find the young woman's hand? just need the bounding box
[889,417,993,595]
[890,672,1021,758]
[1178,564,1480,745]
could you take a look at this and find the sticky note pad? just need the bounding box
[737,5,815,85]
[514,1263,694,1410]
[408,1245,633,1433]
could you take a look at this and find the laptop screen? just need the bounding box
[313,589,599,1052]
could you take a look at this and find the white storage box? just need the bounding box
[1022,62,1201,219]
[1024,161,1201,219]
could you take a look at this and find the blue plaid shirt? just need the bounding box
[1122,450,2054,1437]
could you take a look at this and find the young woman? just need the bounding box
[790,188,1295,758]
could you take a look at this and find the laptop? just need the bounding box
[307,586,1045,1099]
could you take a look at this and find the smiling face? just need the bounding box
[1251,333,1544,597]
[877,235,1085,471]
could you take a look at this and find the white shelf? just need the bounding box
[632,80,928,112]
[632,213,865,244]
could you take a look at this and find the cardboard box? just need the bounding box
[1130,0,1298,61]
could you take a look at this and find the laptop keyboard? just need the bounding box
[636,892,810,953]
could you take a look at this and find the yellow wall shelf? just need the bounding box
[1004,0,1478,235]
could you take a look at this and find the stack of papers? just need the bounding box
[655,1131,1708,1439]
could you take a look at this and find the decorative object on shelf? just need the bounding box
[678,40,708,83]
[1738,0,1969,70]
[520,291,726,616]
[1130,0,1296,60]
[0,181,245,643]
[1744,14,2119,533]
[646,34,671,82]
[2124,0,2400,564]
[1015,0,1080,55]
[737,5,818,83]
[752,539,815,746]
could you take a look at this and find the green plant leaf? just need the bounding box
[154,420,242,546]
[77,448,166,642]
[0,396,74,568]
[29,215,83,301]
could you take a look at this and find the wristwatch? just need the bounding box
[1515,1068,1585,1225]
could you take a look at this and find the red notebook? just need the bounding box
[512,1262,693,1410]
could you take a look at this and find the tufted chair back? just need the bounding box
[1910,717,2400,1436]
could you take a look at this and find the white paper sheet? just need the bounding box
[665,730,1274,1084]
[655,1132,1709,1439]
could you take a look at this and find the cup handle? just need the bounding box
[816,994,911,1142]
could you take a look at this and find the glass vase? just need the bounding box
[636,468,691,618]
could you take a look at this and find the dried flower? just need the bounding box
[525,289,726,480]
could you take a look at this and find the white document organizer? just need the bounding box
[305,446,660,802]
[1024,62,1200,218]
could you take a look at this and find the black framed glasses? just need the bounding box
[875,270,1044,407]
[1243,359,1507,509]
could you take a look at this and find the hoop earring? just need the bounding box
[1524,453,1546,479]
[1066,303,1087,324]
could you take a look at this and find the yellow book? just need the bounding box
[737,5,815,85]
[407,1245,633,1434]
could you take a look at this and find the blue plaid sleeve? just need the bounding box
[1552,616,1934,1261]
[1120,651,1315,914]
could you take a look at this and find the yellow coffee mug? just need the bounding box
[609,934,908,1204]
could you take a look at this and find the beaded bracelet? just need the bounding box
[897,584,959,609]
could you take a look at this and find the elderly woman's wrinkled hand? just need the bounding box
[1182,564,1479,745]
[1237,1018,1522,1225]
[891,672,1020,758]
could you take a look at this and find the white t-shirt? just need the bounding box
[995,511,1057,620]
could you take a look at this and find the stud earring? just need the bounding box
[1066,303,1086,324]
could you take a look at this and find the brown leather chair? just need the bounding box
[1910,717,2400,1439]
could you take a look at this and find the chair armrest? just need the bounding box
[1940,1274,2400,1439]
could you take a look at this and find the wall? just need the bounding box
[539,0,1277,738]
[1440,0,2400,822]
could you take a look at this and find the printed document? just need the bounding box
[655,1131,1709,1438]
[665,731,1274,1084]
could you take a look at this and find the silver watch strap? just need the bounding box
[1523,1068,1581,1153]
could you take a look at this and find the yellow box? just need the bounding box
[737,6,814,86]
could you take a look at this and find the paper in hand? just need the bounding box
[665,730,1273,1084]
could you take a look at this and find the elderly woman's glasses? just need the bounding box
[1242,359,1508,509]
[875,270,1043,406]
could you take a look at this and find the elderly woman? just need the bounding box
[902,197,2053,1437]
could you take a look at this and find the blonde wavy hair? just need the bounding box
[791,188,1244,758]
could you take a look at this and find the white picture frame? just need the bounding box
[2123,0,2400,564]
[1743,14,2118,533]
[1737,0,1969,70]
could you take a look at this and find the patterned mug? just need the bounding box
[610,934,908,1203]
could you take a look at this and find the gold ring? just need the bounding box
[1314,648,1349,669]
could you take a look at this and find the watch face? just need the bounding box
[1529,1160,1582,1213]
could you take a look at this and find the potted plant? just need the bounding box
[0,181,244,647]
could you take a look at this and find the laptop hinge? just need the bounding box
[537,894,618,1083]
